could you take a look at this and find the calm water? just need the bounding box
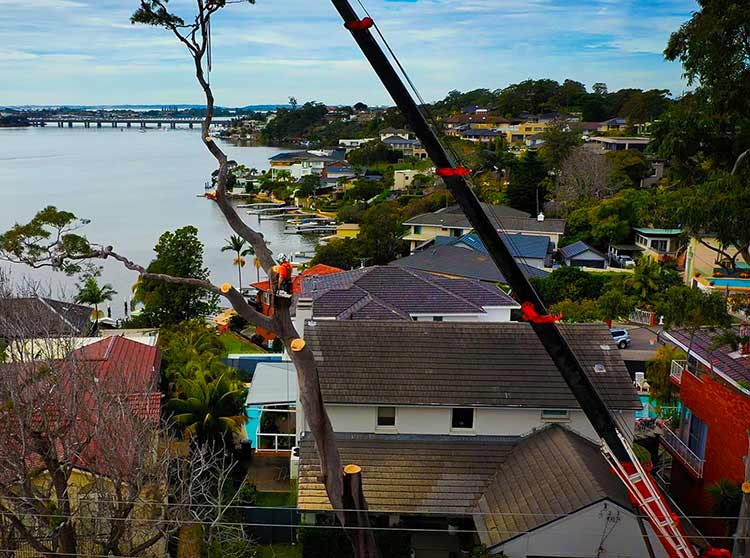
[0,127,315,316]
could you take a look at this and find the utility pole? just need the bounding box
[733,430,750,558]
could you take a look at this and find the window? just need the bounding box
[413,225,422,234]
[451,228,462,237]
[377,407,396,428]
[687,412,708,459]
[432,316,443,322]
[451,408,474,430]
[542,409,570,421]
[651,239,668,252]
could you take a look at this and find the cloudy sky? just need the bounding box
[1,0,697,106]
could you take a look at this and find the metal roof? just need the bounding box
[245,362,297,407]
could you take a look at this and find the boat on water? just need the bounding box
[284,219,338,235]
[244,202,288,214]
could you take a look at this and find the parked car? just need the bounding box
[619,256,636,268]
[610,328,631,349]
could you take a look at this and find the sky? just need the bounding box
[0,0,698,106]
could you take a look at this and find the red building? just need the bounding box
[251,264,343,346]
[660,326,750,537]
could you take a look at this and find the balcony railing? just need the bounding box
[670,360,685,384]
[660,425,704,478]
[256,432,296,453]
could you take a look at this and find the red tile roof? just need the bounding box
[72,336,161,393]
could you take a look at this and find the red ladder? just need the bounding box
[601,431,696,558]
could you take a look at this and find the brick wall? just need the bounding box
[670,370,750,536]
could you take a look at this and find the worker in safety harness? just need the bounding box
[275,253,293,300]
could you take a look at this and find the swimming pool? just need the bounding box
[245,407,262,448]
[636,394,656,419]
[705,277,750,289]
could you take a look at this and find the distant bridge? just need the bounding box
[28,117,233,129]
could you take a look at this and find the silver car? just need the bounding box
[610,328,631,349]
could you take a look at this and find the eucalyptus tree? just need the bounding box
[0,2,378,555]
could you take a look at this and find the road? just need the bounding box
[613,322,664,363]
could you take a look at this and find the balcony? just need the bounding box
[670,360,685,384]
[660,425,704,478]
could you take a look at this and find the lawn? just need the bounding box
[255,490,296,507]
[254,545,302,558]
[219,331,264,355]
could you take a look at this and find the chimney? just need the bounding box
[537,212,545,222]
[295,297,314,339]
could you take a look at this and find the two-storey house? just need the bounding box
[660,326,750,537]
[295,321,668,557]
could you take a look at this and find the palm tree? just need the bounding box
[221,235,256,287]
[74,277,117,326]
[629,258,662,307]
[169,368,247,447]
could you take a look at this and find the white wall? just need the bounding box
[491,501,669,558]
[410,309,514,323]
[317,405,603,441]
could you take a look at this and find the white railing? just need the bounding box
[661,425,704,478]
[670,360,685,384]
[256,432,296,452]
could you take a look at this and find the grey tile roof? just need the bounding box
[475,425,631,548]
[0,297,92,340]
[304,321,641,410]
[404,204,565,235]
[297,433,518,514]
[664,327,750,384]
[559,240,605,260]
[393,244,549,283]
[301,265,518,319]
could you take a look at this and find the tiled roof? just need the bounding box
[475,425,631,548]
[404,204,565,234]
[394,244,549,283]
[304,321,641,410]
[0,297,92,339]
[301,265,518,319]
[454,233,551,260]
[664,327,750,384]
[269,150,338,162]
[252,263,343,294]
[298,433,518,514]
[559,240,605,260]
[72,336,161,393]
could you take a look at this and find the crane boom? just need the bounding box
[329,3,699,557]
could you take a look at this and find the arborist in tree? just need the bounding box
[275,253,293,300]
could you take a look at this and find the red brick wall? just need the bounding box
[671,370,750,536]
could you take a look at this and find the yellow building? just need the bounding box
[685,236,750,289]
[320,223,360,245]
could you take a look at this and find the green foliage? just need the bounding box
[336,204,365,224]
[597,288,635,322]
[550,298,602,322]
[221,234,255,287]
[632,443,652,465]
[74,276,116,323]
[707,479,742,536]
[159,320,226,382]
[310,238,361,270]
[346,140,401,166]
[539,122,584,171]
[628,258,681,308]
[343,179,385,203]
[677,171,750,269]
[657,284,731,333]
[506,150,548,214]
[532,267,608,305]
[262,102,328,144]
[298,174,321,197]
[132,226,219,327]
[0,206,93,275]
[605,150,650,188]
[357,203,407,265]
[646,345,685,408]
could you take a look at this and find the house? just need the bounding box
[379,127,410,141]
[684,236,750,294]
[559,240,607,269]
[244,361,297,455]
[382,135,428,159]
[0,296,93,341]
[338,137,376,152]
[432,232,552,270]
[600,117,628,131]
[587,136,650,152]
[634,227,683,262]
[320,223,360,245]
[459,128,502,144]
[393,168,431,191]
[268,150,344,180]
[403,204,565,252]
[394,244,549,284]
[296,321,658,556]
[659,326,750,537]
[296,265,520,323]
[250,264,344,347]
